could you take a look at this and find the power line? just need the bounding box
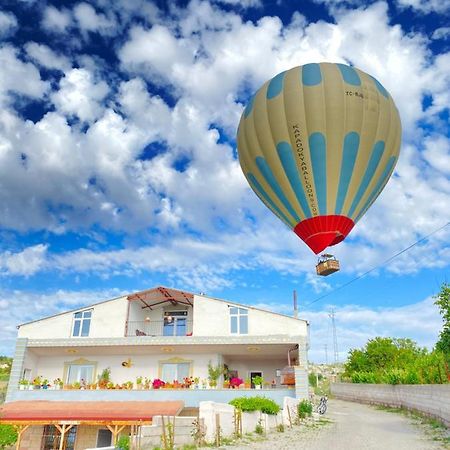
[305,221,450,307]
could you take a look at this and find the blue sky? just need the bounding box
[0,0,449,362]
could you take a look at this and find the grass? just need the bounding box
[374,405,450,448]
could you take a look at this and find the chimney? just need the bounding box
[293,290,298,319]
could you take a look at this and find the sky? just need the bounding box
[0,0,449,363]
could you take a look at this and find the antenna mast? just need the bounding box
[329,308,339,364]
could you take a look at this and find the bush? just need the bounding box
[0,424,18,449]
[117,435,129,450]
[229,396,280,415]
[297,400,313,419]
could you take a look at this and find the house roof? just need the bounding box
[0,400,184,424]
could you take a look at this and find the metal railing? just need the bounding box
[126,320,193,337]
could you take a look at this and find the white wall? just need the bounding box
[193,295,307,337]
[31,351,220,385]
[18,296,129,339]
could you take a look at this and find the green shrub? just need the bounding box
[255,420,264,435]
[117,435,129,450]
[0,424,18,449]
[229,396,280,415]
[297,400,313,419]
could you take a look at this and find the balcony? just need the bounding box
[126,319,193,337]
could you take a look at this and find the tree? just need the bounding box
[0,425,17,449]
[434,283,450,363]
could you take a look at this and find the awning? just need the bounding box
[0,400,184,424]
[127,286,194,309]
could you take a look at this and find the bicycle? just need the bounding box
[317,395,328,415]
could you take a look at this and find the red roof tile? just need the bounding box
[0,401,184,423]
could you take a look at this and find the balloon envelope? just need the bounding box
[237,63,401,254]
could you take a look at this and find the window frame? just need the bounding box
[71,309,93,337]
[229,306,249,335]
[158,357,193,382]
[63,358,97,386]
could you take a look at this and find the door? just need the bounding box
[249,371,263,389]
[163,311,188,336]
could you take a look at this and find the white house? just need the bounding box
[2,286,309,450]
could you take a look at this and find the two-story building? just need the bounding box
[1,286,309,450]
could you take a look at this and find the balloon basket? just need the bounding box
[316,254,340,276]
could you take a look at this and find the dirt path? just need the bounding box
[223,399,448,450]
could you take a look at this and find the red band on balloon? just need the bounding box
[294,215,355,254]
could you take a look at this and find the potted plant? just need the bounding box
[98,367,111,389]
[193,377,200,389]
[244,377,251,389]
[252,375,264,389]
[136,376,143,390]
[207,362,223,389]
[53,378,63,390]
[201,379,208,389]
[32,376,42,390]
[106,381,115,389]
[72,381,81,389]
[223,379,230,389]
[230,377,243,389]
[144,377,151,389]
[152,378,165,389]
[19,379,29,390]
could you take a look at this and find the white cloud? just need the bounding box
[73,2,116,36]
[395,0,450,14]
[0,244,48,276]
[51,68,109,122]
[0,45,49,103]
[432,27,450,40]
[25,42,71,72]
[302,297,443,362]
[0,11,18,38]
[41,6,72,33]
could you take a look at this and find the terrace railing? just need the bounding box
[126,320,193,337]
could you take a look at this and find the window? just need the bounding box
[72,309,92,337]
[97,429,112,447]
[229,307,248,334]
[161,362,190,382]
[41,425,77,450]
[66,363,95,384]
[163,311,188,336]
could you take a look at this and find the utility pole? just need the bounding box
[324,344,328,365]
[329,308,339,364]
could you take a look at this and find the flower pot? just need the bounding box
[255,385,261,390]
[19,385,26,390]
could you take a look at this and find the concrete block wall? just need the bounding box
[5,338,27,402]
[139,416,202,447]
[331,383,450,427]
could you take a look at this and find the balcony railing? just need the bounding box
[126,320,193,337]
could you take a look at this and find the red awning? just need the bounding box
[0,401,184,423]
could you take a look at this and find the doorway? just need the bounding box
[249,371,263,389]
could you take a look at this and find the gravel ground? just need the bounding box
[221,399,449,450]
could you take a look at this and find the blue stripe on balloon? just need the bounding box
[335,132,360,214]
[354,156,397,223]
[337,64,361,86]
[244,95,255,118]
[302,63,322,86]
[247,173,294,228]
[348,141,385,217]
[370,76,389,98]
[267,71,286,99]
[255,156,300,223]
[277,141,312,218]
[309,132,327,215]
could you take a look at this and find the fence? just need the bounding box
[331,383,450,426]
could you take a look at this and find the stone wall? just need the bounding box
[331,383,450,426]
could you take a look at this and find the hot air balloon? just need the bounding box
[237,63,401,275]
